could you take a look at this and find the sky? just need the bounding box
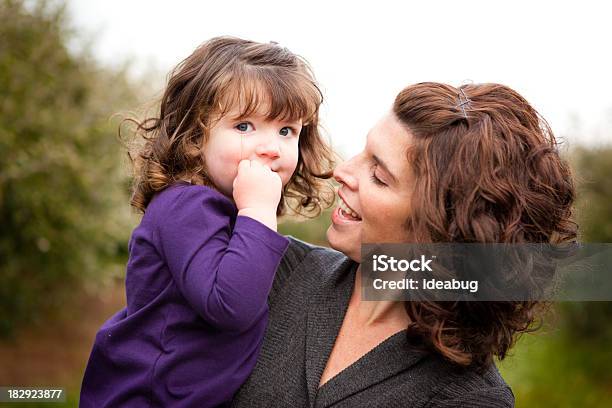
[67,0,612,157]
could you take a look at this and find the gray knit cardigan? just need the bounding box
[232,237,514,408]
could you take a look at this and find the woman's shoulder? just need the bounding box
[279,237,346,270]
[279,237,351,277]
[424,361,514,407]
[270,237,353,299]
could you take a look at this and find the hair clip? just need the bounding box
[457,88,471,119]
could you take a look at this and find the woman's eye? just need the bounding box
[279,127,294,137]
[371,174,387,186]
[370,164,387,187]
[235,122,253,132]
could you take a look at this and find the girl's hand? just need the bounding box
[232,159,282,231]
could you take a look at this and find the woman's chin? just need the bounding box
[326,219,361,262]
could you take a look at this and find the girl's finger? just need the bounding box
[237,159,251,172]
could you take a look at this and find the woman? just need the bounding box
[232,82,576,407]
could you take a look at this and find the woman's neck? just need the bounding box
[350,266,410,327]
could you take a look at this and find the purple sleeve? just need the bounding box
[152,186,289,331]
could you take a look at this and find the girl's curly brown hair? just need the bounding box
[124,36,335,215]
[393,82,577,368]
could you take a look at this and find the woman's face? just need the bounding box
[327,112,415,262]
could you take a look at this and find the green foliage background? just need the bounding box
[0,0,139,336]
[493,146,612,407]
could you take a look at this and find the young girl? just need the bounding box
[80,37,335,407]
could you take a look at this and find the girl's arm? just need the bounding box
[153,185,289,332]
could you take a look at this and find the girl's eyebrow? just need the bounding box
[274,117,302,124]
[228,113,302,125]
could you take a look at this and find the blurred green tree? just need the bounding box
[572,146,612,242]
[500,146,612,407]
[561,146,612,343]
[0,0,141,336]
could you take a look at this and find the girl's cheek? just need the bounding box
[285,155,300,183]
[287,141,300,167]
[220,139,245,163]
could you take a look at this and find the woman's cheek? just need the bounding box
[361,201,396,242]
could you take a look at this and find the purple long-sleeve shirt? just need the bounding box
[80,182,289,407]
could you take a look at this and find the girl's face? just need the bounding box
[202,105,302,198]
[327,112,414,262]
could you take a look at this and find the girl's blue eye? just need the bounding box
[236,122,253,132]
[279,127,293,137]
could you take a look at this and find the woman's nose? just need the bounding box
[333,158,358,190]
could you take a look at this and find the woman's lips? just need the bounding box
[337,191,361,219]
[332,189,362,225]
[331,206,362,225]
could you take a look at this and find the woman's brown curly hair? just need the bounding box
[393,82,577,368]
[124,36,335,215]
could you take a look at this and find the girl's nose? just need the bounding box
[333,157,358,190]
[255,137,281,159]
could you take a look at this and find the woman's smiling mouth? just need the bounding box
[333,192,362,223]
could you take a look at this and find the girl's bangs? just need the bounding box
[215,68,321,124]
